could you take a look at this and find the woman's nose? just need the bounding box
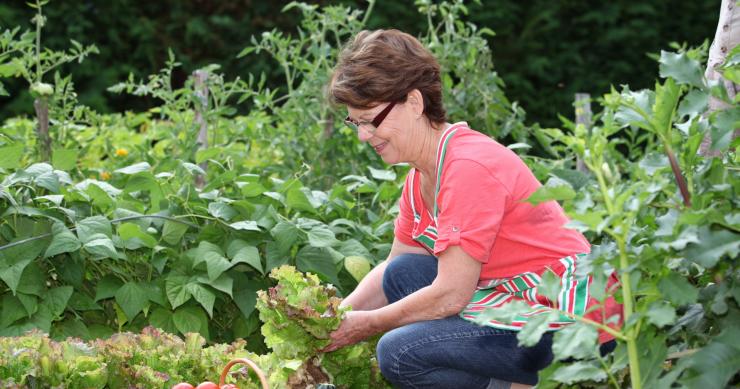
[357,126,373,142]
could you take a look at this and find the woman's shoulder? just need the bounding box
[445,124,528,172]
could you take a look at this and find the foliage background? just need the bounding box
[0,0,718,127]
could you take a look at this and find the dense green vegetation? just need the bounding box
[0,1,738,388]
[0,0,717,127]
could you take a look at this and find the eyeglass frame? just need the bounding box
[344,101,397,133]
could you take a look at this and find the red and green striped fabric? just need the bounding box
[409,124,593,331]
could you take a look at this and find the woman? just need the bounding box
[323,29,621,389]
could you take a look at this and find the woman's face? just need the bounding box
[346,101,417,165]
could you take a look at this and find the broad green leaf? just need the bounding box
[229,220,261,231]
[525,183,575,205]
[296,246,340,286]
[117,222,157,249]
[677,89,708,119]
[83,235,119,259]
[43,286,74,318]
[551,361,606,384]
[173,305,208,338]
[658,273,698,306]
[76,216,112,243]
[161,220,189,245]
[165,275,192,309]
[307,225,339,248]
[17,293,38,316]
[271,221,300,253]
[1,294,29,328]
[200,273,233,297]
[51,147,78,170]
[115,162,151,175]
[286,184,316,214]
[44,225,81,258]
[186,283,215,317]
[1,238,46,294]
[368,166,396,181]
[228,240,263,274]
[241,182,267,197]
[0,144,24,169]
[684,228,740,268]
[337,239,372,258]
[208,202,237,221]
[67,292,102,311]
[149,307,178,334]
[115,282,149,320]
[265,241,290,272]
[233,279,260,319]
[710,107,740,151]
[646,301,676,328]
[15,262,45,296]
[95,275,123,301]
[85,183,113,208]
[552,323,598,360]
[344,256,371,282]
[191,241,225,265]
[681,326,740,389]
[203,251,232,281]
[659,50,703,87]
[35,172,61,193]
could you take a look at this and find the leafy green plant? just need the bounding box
[478,49,739,388]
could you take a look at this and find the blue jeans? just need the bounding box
[377,254,554,388]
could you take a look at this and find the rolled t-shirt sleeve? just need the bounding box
[394,170,420,247]
[434,160,509,263]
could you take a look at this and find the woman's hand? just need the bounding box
[321,310,376,352]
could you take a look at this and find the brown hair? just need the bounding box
[328,29,447,125]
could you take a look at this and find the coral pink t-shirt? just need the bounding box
[394,122,591,280]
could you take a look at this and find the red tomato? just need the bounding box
[172,384,195,389]
[195,382,220,389]
[221,385,239,389]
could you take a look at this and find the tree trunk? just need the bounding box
[700,0,740,157]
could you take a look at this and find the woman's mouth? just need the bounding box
[373,142,388,154]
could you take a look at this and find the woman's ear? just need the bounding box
[407,89,425,118]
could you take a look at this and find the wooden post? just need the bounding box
[34,97,51,162]
[575,93,591,173]
[193,70,209,189]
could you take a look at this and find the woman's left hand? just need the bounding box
[321,310,376,353]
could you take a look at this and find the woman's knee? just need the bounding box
[376,328,417,385]
[382,253,438,303]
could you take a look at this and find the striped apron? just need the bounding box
[410,124,591,331]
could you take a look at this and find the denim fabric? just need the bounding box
[377,254,554,388]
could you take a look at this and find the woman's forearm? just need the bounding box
[369,281,469,333]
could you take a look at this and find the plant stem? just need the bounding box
[617,236,642,389]
[664,143,691,207]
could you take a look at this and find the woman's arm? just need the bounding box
[324,245,481,351]
[370,245,481,331]
[340,238,429,311]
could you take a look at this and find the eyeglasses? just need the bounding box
[344,101,397,133]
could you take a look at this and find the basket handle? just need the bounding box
[219,358,269,389]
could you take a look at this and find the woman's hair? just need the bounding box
[328,29,447,125]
